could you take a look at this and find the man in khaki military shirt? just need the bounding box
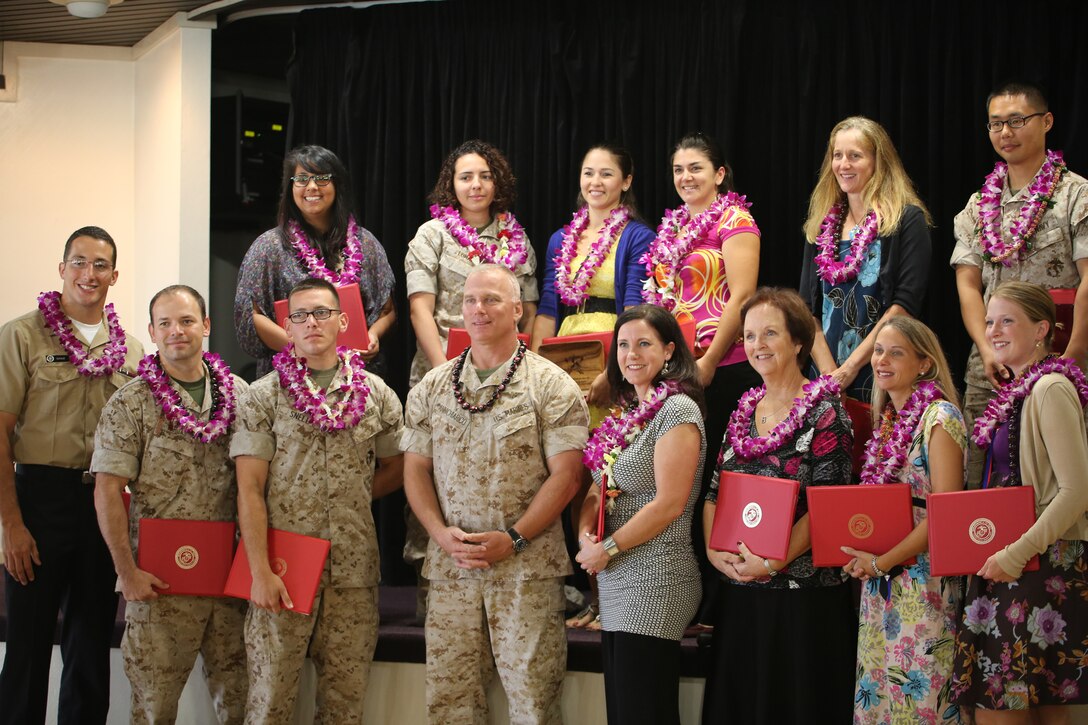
[0,226,143,725]
[92,285,248,724]
[231,277,404,723]
[951,80,1088,485]
[403,264,589,725]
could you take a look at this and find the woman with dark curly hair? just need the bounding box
[233,144,396,377]
[405,140,538,386]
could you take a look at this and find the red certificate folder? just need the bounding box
[274,282,369,351]
[709,472,800,560]
[446,328,530,359]
[223,528,331,615]
[807,484,915,567]
[137,519,237,597]
[1049,288,1074,355]
[927,486,1040,577]
[843,398,874,479]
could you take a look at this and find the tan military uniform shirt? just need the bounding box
[230,366,403,588]
[0,306,143,468]
[401,349,589,581]
[405,218,539,385]
[950,169,1088,389]
[90,363,249,553]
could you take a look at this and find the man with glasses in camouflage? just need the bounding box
[231,276,403,722]
[0,226,143,724]
[952,80,1088,486]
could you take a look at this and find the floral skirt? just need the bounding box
[952,539,1088,710]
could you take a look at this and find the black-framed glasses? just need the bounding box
[65,257,113,273]
[986,113,1046,133]
[287,308,340,323]
[290,174,334,187]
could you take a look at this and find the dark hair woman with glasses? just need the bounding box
[234,144,396,377]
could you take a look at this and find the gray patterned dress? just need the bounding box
[595,393,705,640]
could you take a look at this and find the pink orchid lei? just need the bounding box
[430,204,528,271]
[727,375,841,461]
[859,381,942,485]
[813,203,879,284]
[971,355,1088,448]
[37,290,127,378]
[137,352,236,443]
[640,192,751,309]
[976,149,1066,266]
[272,344,371,432]
[584,379,681,512]
[554,205,630,306]
[286,215,363,285]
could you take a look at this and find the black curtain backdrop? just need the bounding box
[280,0,1088,583]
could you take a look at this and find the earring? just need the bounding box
[662,359,671,374]
[1035,340,1042,349]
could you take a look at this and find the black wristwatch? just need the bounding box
[506,527,529,554]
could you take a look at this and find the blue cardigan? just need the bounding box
[538,218,655,328]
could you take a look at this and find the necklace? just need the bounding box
[859,382,942,485]
[971,355,1088,448]
[286,215,363,285]
[976,149,1066,266]
[137,352,236,443]
[37,290,128,378]
[640,192,751,309]
[451,341,527,413]
[584,379,681,512]
[758,396,794,425]
[430,204,529,271]
[728,375,841,460]
[554,205,629,307]
[272,345,371,431]
[813,202,879,285]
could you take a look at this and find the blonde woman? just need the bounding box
[800,117,933,401]
[845,317,966,723]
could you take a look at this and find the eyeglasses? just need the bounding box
[290,174,334,187]
[986,113,1046,133]
[287,308,340,323]
[65,258,113,273]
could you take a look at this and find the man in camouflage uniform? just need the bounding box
[952,80,1088,485]
[92,285,248,723]
[402,264,588,724]
[0,226,144,725]
[231,277,403,723]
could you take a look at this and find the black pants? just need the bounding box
[0,466,118,725]
[601,630,682,725]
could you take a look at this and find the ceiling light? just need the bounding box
[49,0,125,19]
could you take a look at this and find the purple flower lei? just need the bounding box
[37,290,127,378]
[727,375,841,461]
[584,380,681,508]
[286,214,364,285]
[971,355,1088,448]
[429,204,528,271]
[858,381,942,485]
[640,192,751,309]
[272,344,372,432]
[137,352,236,443]
[554,205,630,307]
[813,203,879,285]
[976,149,1066,266]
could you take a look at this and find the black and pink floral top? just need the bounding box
[707,397,854,589]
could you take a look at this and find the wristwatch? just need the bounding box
[506,527,529,554]
[762,557,779,577]
[602,536,621,558]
